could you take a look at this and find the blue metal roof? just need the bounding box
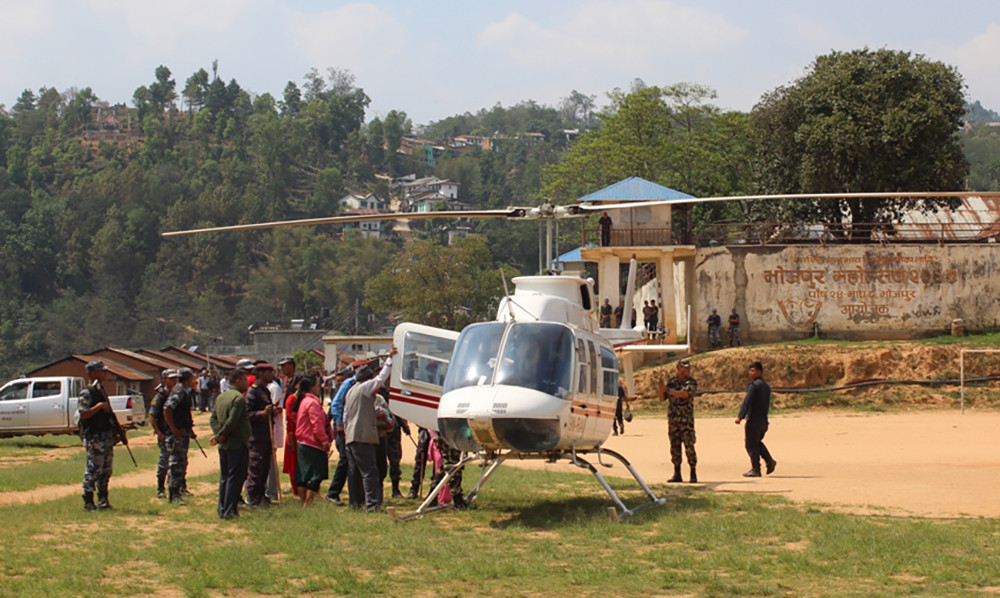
[576,176,694,203]
[554,247,583,264]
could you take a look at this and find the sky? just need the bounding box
[1,0,998,126]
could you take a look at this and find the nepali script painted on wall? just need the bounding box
[759,253,959,329]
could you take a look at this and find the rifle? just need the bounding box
[192,434,208,458]
[109,409,138,468]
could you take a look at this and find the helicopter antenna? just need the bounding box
[500,268,516,321]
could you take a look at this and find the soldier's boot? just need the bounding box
[391,481,403,499]
[452,494,470,510]
[688,466,698,483]
[83,491,97,512]
[97,492,113,510]
[169,488,187,505]
[668,465,683,483]
[406,486,419,500]
[765,459,777,475]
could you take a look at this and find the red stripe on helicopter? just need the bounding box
[388,386,440,410]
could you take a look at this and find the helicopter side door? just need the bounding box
[389,323,459,432]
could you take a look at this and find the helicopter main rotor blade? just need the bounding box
[161,208,526,237]
[580,190,1000,213]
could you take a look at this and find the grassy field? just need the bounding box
[0,463,998,598]
[0,434,164,493]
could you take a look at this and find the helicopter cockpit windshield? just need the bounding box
[443,322,575,398]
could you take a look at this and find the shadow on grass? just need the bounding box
[489,484,713,529]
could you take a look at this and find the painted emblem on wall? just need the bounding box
[777,298,822,329]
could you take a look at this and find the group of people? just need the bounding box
[658,358,777,482]
[78,343,778,516]
[79,350,468,518]
[707,308,742,349]
[196,368,222,412]
[599,298,631,329]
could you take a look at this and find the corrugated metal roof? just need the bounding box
[576,177,694,203]
[72,354,153,381]
[898,195,1000,241]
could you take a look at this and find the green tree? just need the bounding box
[541,83,753,202]
[365,236,516,330]
[749,48,969,231]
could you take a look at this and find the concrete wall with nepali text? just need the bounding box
[692,244,1000,349]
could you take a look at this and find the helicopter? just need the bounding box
[162,188,990,520]
[165,195,698,519]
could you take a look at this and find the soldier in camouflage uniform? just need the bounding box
[658,358,698,483]
[164,367,198,504]
[149,369,177,499]
[429,435,468,509]
[78,360,127,511]
[406,427,431,500]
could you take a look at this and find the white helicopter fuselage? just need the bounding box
[389,275,621,453]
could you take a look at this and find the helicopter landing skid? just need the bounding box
[387,448,666,522]
[567,448,668,521]
[387,454,484,522]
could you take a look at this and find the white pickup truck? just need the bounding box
[0,376,147,438]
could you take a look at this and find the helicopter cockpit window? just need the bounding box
[442,323,506,392]
[495,323,574,399]
[401,331,454,387]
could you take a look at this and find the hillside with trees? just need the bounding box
[0,50,994,378]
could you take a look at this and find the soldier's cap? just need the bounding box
[161,368,178,379]
[336,367,354,377]
[677,358,692,368]
[236,358,255,371]
[277,356,295,366]
[85,360,111,372]
[177,367,196,381]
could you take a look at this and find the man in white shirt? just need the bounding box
[343,347,396,512]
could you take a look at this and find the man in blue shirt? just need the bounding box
[324,367,357,505]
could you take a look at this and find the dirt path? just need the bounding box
[4,411,999,518]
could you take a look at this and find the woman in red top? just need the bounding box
[292,376,333,506]
[282,373,303,496]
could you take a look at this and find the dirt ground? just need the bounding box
[511,410,1000,519]
[3,409,998,519]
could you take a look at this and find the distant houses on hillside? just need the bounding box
[335,175,468,239]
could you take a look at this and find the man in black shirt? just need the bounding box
[598,212,612,246]
[735,361,776,477]
[245,363,276,507]
[728,308,742,347]
[599,298,613,328]
[707,308,722,349]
